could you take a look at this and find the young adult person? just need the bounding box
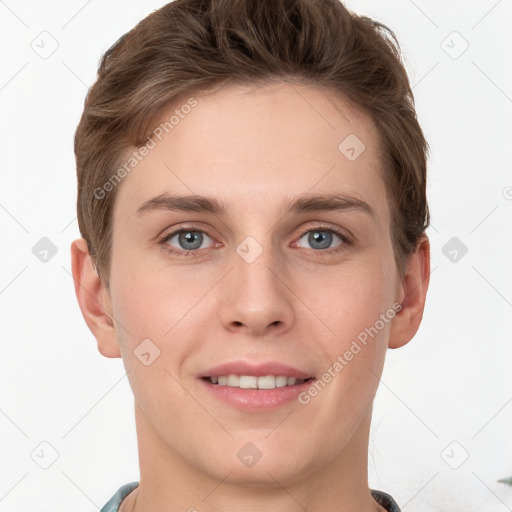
[71,1,430,510]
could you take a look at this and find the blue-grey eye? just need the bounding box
[297,230,343,250]
[167,230,213,251]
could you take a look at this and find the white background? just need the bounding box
[1,0,511,511]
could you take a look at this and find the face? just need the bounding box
[104,81,404,486]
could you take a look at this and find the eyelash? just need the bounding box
[158,224,352,258]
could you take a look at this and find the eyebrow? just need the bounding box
[136,192,376,220]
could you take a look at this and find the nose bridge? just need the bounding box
[233,234,284,303]
[219,233,295,334]
[234,238,279,294]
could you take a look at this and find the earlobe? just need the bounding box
[70,238,121,358]
[388,234,431,349]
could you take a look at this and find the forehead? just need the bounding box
[113,81,389,224]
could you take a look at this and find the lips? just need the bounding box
[200,361,314,380]
[198,361,317,410]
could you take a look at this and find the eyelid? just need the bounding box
[158,221,353,256]
[296,221,353,243]
[158,224,218,252]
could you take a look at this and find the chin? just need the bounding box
[218,464,306,488]
[198,447,317,489]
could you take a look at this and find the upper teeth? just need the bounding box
[209,375,306,389]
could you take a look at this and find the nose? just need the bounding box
[219,246,295,337]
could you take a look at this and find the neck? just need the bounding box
[127,401,383,512]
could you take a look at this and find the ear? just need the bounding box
[388,234,430,349]
[70,238,121,358]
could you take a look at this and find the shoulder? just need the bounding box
[370,489,402,512]
[99,482,140,512]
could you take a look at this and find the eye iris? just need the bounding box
[179,231,202,250]
[309,231,332,250]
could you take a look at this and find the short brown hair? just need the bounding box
[74,0,430,286]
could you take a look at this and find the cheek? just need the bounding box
[109,274,198,421]
[307,249,396,394]
[109,260,215,379]
[304,249,397,337]
[110,254,197,336]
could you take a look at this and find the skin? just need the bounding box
[71,81,430,512]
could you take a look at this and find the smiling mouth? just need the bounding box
[202,375,315,389]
